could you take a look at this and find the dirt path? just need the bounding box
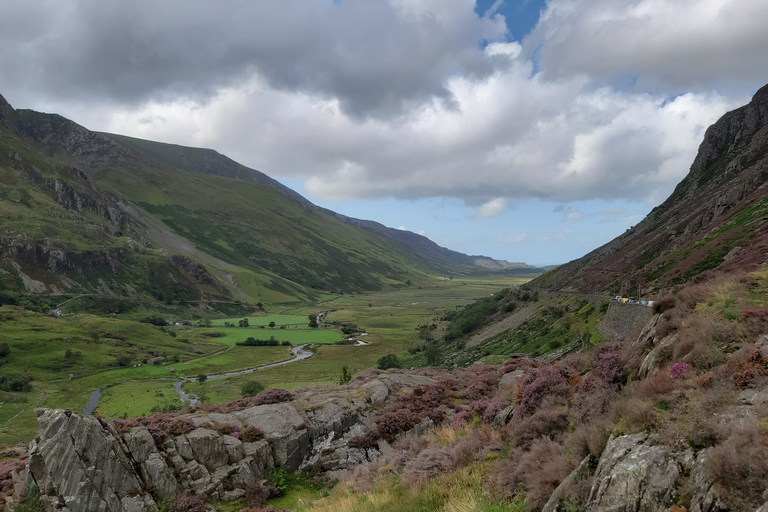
[465,302,543,348]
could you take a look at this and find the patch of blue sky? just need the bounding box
[475,0,547,41]
[278,174,650,267]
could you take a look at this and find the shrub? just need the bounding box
[402,447,455,486]
[706,423,768,510]
[377,354,401,370]
[490,439,570,507]
[376,409,419,442]
[669,362,692,379]
[656,307,689,339]
[113,413,195,444]
[242,380,265,397]
[213,423,240,439]
[516,364,578,417]
[593,342,627,386]
[168,492,205,512]
[506,405,568,449]
[348,429,380,449]
[244,481,280,508]
[241,425,264,443]
[266,469,289,496]
[653,295,677,314]
[252,388,293,405]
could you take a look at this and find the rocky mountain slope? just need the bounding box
[534,84,768,294]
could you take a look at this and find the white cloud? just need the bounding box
[477,198,508,218]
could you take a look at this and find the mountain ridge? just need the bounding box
[533,84,768,294]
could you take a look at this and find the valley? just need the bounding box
[0,269,534,445]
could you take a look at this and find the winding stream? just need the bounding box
[83,345,314,414]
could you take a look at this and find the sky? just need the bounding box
[1,0,767,266]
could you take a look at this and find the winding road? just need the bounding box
[83,344,314,415]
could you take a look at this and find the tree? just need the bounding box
[405,279,412,286]
[425,342,441,366]
[338,365,352,385]
[238,318,249,328]
[197,374,207,384]
[241,380,265,397]
[268,321,276,328]
[377,354,400,370]
[308,314,318,328]
[197,318,212,327]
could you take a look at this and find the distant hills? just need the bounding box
[0,93,535,311]
[534,84,768,295]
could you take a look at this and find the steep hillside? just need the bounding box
[534,84,768,294]
[105,133,532,273]
[0,93,517,310]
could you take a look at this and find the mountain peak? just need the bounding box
[0,93,13,119]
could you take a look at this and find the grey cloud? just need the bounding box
[0,0,505,119]
[524,0,768,92]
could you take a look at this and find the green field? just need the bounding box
[200,327,342,345]
[209,314,311,327]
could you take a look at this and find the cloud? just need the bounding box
[525,0,768,92]
[557,206,583,222]
[0,0,506,120]
[477,198,508,218]
[0,0,760,213]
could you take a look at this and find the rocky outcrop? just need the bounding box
[585,433,688,512]
[26,409,159,512]
[16,370,440,511]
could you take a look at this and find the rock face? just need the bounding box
[27,409,159,512]
[17,370,437,511]
[585,433,685,512]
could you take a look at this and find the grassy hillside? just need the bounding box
[0,97,491,313]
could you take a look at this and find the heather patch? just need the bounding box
[113,413,195,444]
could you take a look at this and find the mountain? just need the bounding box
[534,84,768,294]
[104,133,534,272]
[0,93,524,311]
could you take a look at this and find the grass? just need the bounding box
[295,462,525,512]
[209,314,311,327]
[95,380,181,418]
[201,327,342,345]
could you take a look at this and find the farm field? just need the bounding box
[201,326,342,345]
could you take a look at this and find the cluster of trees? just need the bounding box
[236,336,291,347]
[0,374,33,392]
[0,290,53,313]
[443,289,514,342]
[377,354,400,370]
[140,315,168,326]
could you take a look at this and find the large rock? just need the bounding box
[638,333,678,378]
[185,428,230,471]
[27,409,158,512]
[235,403,310,471]
[586,433,682,512]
